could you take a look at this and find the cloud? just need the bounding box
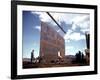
[74,20,89,30]
[64,14,89,41]
[31,11,90,37]
[64,29,72,41]
[50,12,74,25]
[31,12,73,28]
[81,28,90,33]
[50,12,90,34]
[64,31,85,41]
[65,46,74,55]
[69,33,85,40]
[66,46,74,50]
[64,29,72,38]
[31,12,51,22]
[71,15,90,33]
[34,26,41,31]
[31,11,62,29]
[72,15,89,24]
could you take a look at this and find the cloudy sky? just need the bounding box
[22,11,90,58]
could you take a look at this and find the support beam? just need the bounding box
[46,12,66,34]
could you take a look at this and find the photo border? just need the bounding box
[11,1,97,79]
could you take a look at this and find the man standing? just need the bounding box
[31,50,34,63]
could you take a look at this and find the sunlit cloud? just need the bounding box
[71,15,90,33]
[64,31,85,41]
[31,11,90,36]
[34,26,41,31]
[72,15,89,24]
[31,12,50,22]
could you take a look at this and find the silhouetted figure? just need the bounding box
[75,53,78,62]
[31,50,34,63]
[78,51,82,63]
[81,53,84,62]
[75,51,81,63]
[75,51,85,64]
